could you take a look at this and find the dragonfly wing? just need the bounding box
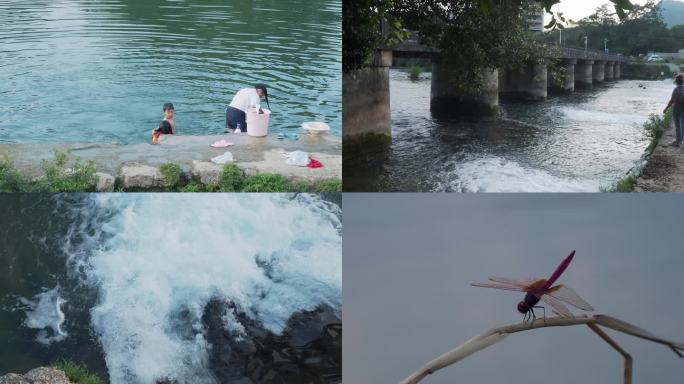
[488,277,545,289]
[547,285,594,311]
[471,281,525,291]
[540,294,574,317]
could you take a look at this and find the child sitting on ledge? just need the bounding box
[151,102,176,144]
[152,120,173,144]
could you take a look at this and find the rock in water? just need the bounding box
[202,298,342,384]
[0,367,71,384]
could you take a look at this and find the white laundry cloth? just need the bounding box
[286,150,310,167]
[211,151,234,164]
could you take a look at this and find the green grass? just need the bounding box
[242,173,290,192]
[644,110,672,154]
[0,151,97,192]
[159,163,182,188]
[0,154,28,192]
[0,153,340,192]
[602,174,638,192]
[37,151,98,192]
[52,360,102,384]
[314,179,342,192]
[220,163,244,191]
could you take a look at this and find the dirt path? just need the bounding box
[634,121,684,192]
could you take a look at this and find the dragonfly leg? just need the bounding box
[532,306,546,325]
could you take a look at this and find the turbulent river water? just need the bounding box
[0,0,341,143]
[0,194,342,383]
[344,69,674,192]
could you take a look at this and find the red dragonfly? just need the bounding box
[471,250,594,322]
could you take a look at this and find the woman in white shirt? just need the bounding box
[225,84,270,133]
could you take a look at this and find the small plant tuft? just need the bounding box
[52,360,103,384]
[0,154,28,192]
[159,163,182,188]
[37,151,98,192]
[220,164,245,191]
[407,64,423,80]
[644,110,671,154]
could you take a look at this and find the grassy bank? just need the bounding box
[0,152,341,193]
[603,109,672,192]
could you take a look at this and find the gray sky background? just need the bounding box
[547,0,651,23]
[344,194,684,384]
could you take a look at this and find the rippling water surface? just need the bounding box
[344,70,673,192]
[0,0,341,143]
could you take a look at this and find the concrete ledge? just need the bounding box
[0,133,341,189]
[121,164,165,189]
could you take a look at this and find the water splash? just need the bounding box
[435,156,601,192]
[63,193,341,384]
[20,286,68,345]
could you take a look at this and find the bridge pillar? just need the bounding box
[592,60,605,83]
[604,61,615,81]
[614,63,622,79]
[548,59,576,94]
[499,61,548,101]
[342,50,392,139]
[575,59,594,89]
[431,61,498,116]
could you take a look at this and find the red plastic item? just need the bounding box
[307,158,323,168]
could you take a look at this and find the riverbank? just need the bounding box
[622,62,680,80]
[634,117,684,191]
[0,134,341,191]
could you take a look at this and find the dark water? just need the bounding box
[344,70,673,192]
[0,194,342,384]
[0,0,341,143]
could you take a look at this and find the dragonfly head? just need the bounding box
[517,301,530,314]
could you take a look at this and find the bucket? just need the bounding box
[246,108,271,137]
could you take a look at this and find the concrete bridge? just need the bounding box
[394,36,626,111]
[343,36,626,140]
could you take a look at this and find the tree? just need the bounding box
[343,0,636,75]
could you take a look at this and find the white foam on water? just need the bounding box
[64,194,342,384]
[438,156,601,192]
[557,106,647,127]
[20,286,68,345]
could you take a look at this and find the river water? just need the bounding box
[0,194,342,383]
[344,69,673,192]
[0,0,341,143]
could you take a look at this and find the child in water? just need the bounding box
[151,102,176,144]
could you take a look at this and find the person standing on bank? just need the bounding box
[225,84,270,133]
[664,74,684,146]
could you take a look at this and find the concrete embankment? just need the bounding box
[634,121,684,191]
[0,133,341,190]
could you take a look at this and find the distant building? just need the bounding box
[527,4,545,32]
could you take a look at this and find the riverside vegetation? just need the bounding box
[51,360,103,384]
[604,109,671,192]
[0,152,341,193]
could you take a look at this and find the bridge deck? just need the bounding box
[389,38,624,62]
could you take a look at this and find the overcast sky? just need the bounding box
[546,0,654,23]
[344,194,684,384]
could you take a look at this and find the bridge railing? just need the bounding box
[550,46,625,62]
[389,31,625,62]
